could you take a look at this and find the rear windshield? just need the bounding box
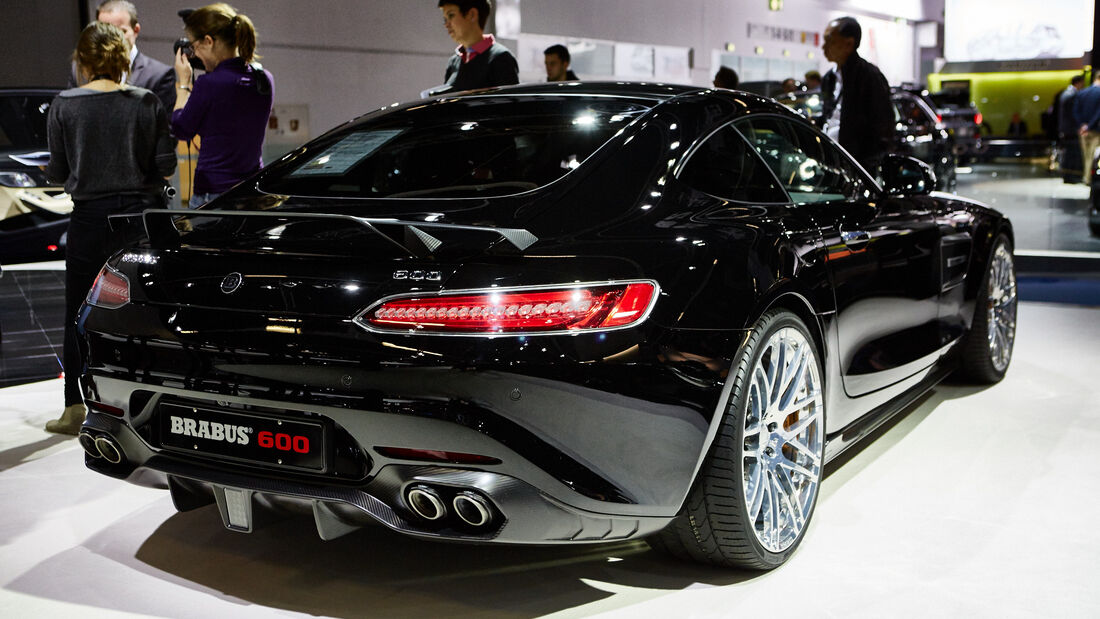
[258,97,652,198]
[930,91,970,108]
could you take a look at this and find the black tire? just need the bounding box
[649,308,825,569]
[955,235,1017,384]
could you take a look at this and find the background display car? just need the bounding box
[779,87,958,191]
[0,88,73,265]
[77,82,1016,569]
[919,88,983,162]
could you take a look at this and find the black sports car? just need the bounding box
[77,82,1017,569]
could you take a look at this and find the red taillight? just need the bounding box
[47,244,59,252]
[975,112,982,125]
[936,114,943,123]
[375,446,501,465]
[359,281,658,335]
[86,265,130,309]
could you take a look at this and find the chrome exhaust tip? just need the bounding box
[406,485,446,521]
[93,435,124,464]
[78,432,101,459]
[452,491,492,527]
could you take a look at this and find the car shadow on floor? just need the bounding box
[122,505,761,618]
[0,434,70,473]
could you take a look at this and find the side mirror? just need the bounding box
[879,154,936,196]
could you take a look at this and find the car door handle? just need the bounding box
[840,229,870,247]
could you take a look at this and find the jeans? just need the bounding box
[188,191,221,208]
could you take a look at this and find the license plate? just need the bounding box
[159,403,327,472]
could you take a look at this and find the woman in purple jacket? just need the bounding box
[172,3,273,207]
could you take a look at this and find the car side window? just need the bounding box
[678,124,789,203]
[735,116,870,204]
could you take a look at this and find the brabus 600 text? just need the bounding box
[169,415,251,444]
[168,415,311,453]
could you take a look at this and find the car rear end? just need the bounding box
[928,92,983,160]
[77,86,732,544]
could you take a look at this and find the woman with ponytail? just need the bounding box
[172,3,273,207]
[44,21,176,434]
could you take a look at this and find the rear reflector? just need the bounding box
[86,265,130,309]
[358,281,658,335]
[375,446,501,465]
[87,400,125,417]
[975,112,982,125]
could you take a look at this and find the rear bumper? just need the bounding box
[78,364,712,543]
[82,408,671,543]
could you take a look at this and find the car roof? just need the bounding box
[324,81,804,160]
[439,81,797,119]
[444,81,708,102]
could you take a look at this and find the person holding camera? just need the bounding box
[172,3,273,208]
[45,21,177,434]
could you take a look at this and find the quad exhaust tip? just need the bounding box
[452,491,492,527]
[406,485,447,521]
[79,431,125,464]
[93,436,124,464]
[78,431,100,459]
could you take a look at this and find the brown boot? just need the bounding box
[45,403,87,435]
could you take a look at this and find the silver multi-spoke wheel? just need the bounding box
[957,235,1016,384]
[986,243,1017,373]
[649,309,825,569]
[742,327,824,553]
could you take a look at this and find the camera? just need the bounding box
[173,37,204,70]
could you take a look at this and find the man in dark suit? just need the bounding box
[67,1,175,112]
[436,0,519,93]
[820,16,893,173]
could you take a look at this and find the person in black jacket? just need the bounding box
[437,0,519,93]
[820,16,894,173]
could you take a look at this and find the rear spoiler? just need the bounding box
[108,209,538,258]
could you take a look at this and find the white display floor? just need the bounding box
[1,302,1098,618]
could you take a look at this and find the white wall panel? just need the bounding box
[48,0,939,146]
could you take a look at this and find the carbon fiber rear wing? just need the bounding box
[108,209,538,258]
